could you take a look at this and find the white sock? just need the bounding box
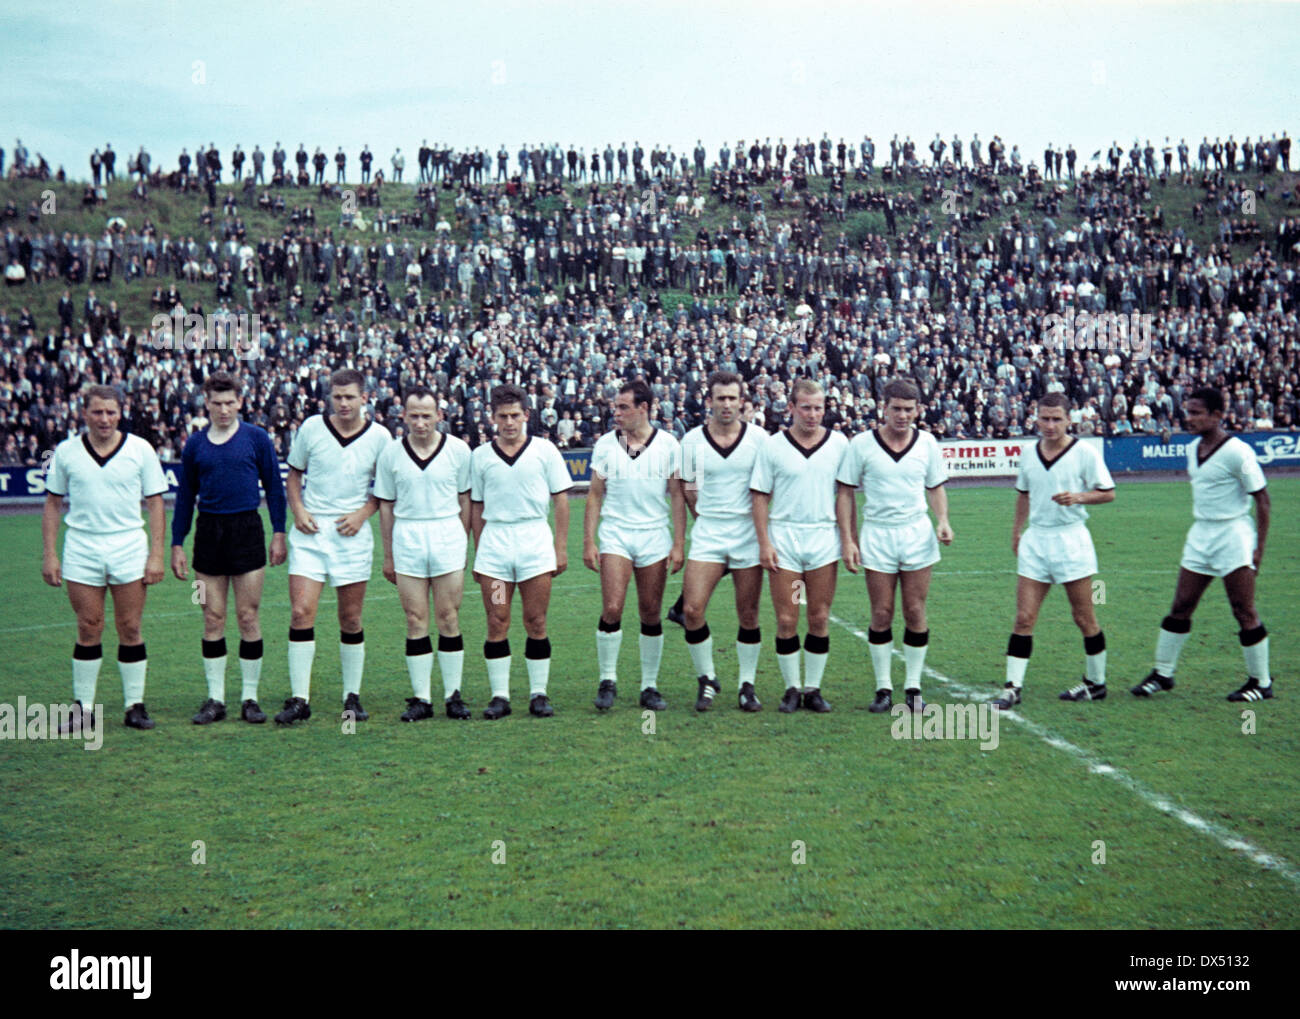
[1243,634,1270,686]
[486,652,511,700]
[73,649,102,706]
[804,649,828,690]
[687,631,715,680]
[1006,655,1029,688]
[119,654,147,705]
[597,626,622,682]
[777,650,800,690]
[639,630,664,690]
[736,630,760,688]
[438,646,464,700]
[903,631,928,690]
[288,635,315,701]
[340,637,365,697]
[869,632,893,690]
[406,649,433,703]
[1085,651,1107,685]
[203,653,226,702]
[1154,624,1190,678]
[526,654,550,697]
[239,652,262,703]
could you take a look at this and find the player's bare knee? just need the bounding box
[522,612,548,639]
[434,605,459,633]
[869,608,894,630]
[683,604,706,630]
[115,622,143,645]
[902,606,927,632]
[235,606,259,633]
[807,605,830,632]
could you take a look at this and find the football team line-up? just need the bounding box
[40,368,1274,733]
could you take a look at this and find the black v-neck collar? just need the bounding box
[1037,437,1078,471]
[1196,433,1230,468]
[324,415,372,447]
[873,427,918,463]
[703,421,747,459]
[619,427,658,460]
[404,434,445,470]
[492,435,532,466]
[784,427,831,459]
[82,431,126,467]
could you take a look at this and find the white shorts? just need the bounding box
[393,516,467,578]
[1181,518,1256,577]
[63,528,147,586]
[289,521,375,586]
[598,522,672,568]
[860,517,940,574]
[688,514,760,569]
[770,522,840,573]
[1018,523,1098,585]
[474,519,556,582]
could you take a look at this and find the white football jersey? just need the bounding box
[470,435,573,523]
[47,432,169,535]
[287,415,391,517]
[1187,436,1266,521]
[681,422,766,519]
[1015,439,1114,527]
[750,428,848,526]
[592,427,680,530]
[373,434,472,520]
[837,428,947,527]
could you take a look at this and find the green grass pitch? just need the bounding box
[1,479,1297,929]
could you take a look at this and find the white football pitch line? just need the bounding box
[830,613,1300,892]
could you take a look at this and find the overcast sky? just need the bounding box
[2,0,1295,180]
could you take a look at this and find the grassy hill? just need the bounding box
[2,161,1294,340]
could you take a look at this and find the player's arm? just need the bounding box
[41,492,63,587]
[836,481,860,573]
[470,500,485,548]
[170,438,198,580]
[582,472,605,571]
[378,499,397,584]
[458,491,471,536]
[337,494,380,536]
[1252,486,1270,571]
[286,467,318,533]
[927,483,953,544]
[144,493,166,584]
[668,476,686,574]
[551,490,570,576]
[751,489,778,572]
[1053,488,1115,506]
[258,430,288,566]
[1012,489,1029,555]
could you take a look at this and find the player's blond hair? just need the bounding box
[790,379,823,402]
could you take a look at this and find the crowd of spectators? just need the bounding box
[2,131,1299,467]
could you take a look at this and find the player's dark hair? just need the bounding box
[83,384,122,409]
[882,378,921,404]
[490,383,528,413]
[403,385,438,406]
[203,370,240,397]
[619,378,653,408]
[1038,392,1071,411]
[1190,387,1224,415]
[330,368,365,392]
[706,370,744,399]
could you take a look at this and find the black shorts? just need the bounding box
[192,510,267,577]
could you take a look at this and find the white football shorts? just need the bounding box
[393,516,468,579]
[63,528,148,586]
[1017,523,1099,585]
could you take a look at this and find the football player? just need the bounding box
[1134,388,1274,702]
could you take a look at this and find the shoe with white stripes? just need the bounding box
[1227,677,1273,702]
[991,683,1021,710]
[695,676,721,712]
[1060,677,1107,702]
[1131,670,1175,697]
